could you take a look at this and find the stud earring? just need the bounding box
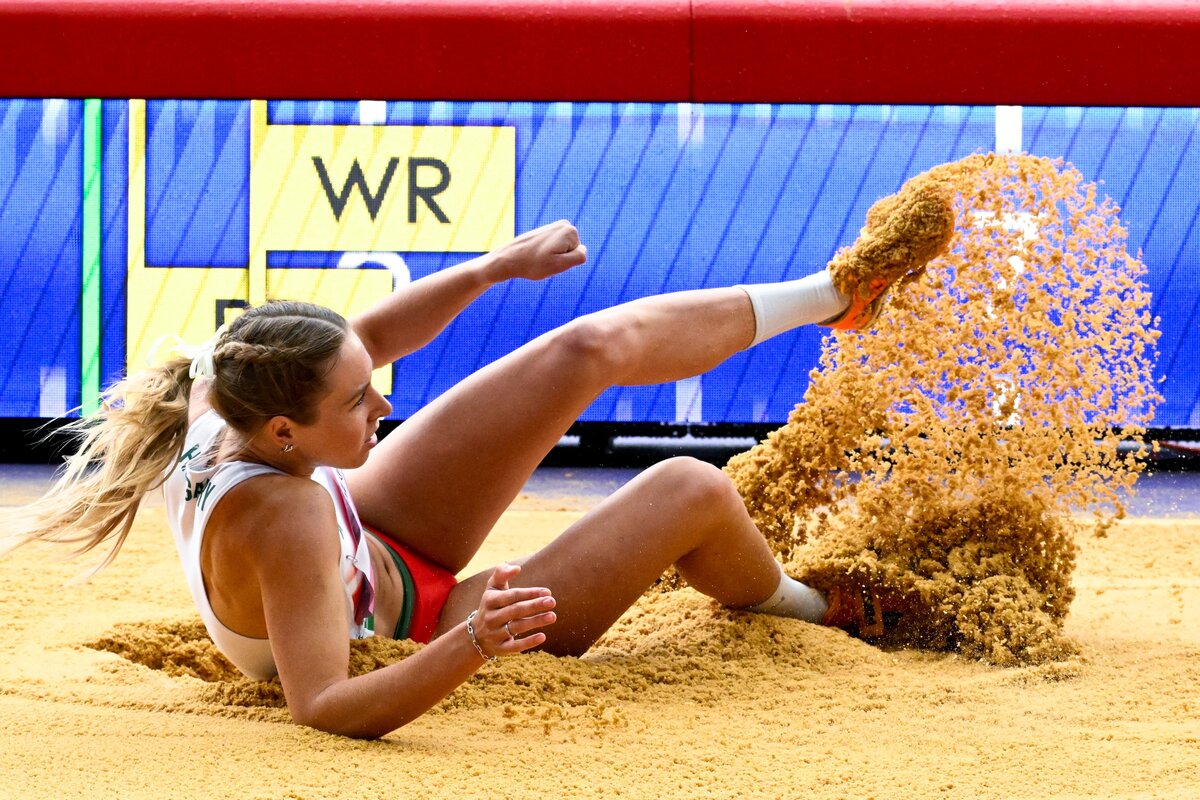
[281,443,295,453]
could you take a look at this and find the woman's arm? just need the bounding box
[242,480,554,739]
[351,220,587,368]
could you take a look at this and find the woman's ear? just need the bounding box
[266,416,296,452]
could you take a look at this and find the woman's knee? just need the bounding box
[547,312,640,381]
[646,457,743,515]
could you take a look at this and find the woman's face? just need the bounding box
[292,331,392,470]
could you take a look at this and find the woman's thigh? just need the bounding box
[344,329,609,574]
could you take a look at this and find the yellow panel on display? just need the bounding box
[250,101,515,255]
[123,99,506,395]
[127,266,250,368]
[127,100,255,369]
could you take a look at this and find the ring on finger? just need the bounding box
[505,622,517,640]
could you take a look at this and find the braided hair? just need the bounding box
[210,302,348,433]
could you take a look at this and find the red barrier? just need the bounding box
[1,0,1199,104]
[694,0,1200,106]
[0,0,690,101]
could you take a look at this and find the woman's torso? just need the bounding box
[161,409,403,679]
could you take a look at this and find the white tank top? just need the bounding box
[162,410,375,681]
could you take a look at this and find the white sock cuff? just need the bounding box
[750,564,830,624]
[735,285,770,348]
[750,563,790,613]
[736,272,850,348]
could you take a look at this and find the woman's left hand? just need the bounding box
[470,563,557,657]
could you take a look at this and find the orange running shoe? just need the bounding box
[821,583,908,639]
[822,179,957,331]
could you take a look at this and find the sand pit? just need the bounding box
[1,490,1198,799]
[1,153,1190,796]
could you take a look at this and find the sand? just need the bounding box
[726,155,1160,664]
[1,488,1198,800]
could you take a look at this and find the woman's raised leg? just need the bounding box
[348,179,956,573]
[346,287,758,573]
[434,457,785,654]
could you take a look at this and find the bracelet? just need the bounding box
[465,611,497,663]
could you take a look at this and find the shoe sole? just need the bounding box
[822,180,956,330]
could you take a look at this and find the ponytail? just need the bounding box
[6,299,347,575]
[5,357,195,574]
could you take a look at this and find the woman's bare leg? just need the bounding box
[434,457,783,654]
[346,288,756,573]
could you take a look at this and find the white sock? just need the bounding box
[736,271,850,347]
[750,564,830,624]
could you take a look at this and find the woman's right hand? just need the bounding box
[488,220,588,283]
[469,563,557,658]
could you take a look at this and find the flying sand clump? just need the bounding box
[724,153,1161,665]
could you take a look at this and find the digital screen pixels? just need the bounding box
[0,100,1195,426]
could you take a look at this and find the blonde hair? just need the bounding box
[6,301,348,573]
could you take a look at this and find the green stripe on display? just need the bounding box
[81,99,102,416]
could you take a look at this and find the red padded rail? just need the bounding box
[2,0,1199,104]
[694,0,1200,106]
[0,0,690,101]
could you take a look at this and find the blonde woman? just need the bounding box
[12,182,953,739]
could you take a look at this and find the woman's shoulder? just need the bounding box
[217,469,330,518]
[212,472,337,539]
[204,472,340,585]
